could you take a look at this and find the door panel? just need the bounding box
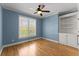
[67,34,77,47]
[59,33,67,45]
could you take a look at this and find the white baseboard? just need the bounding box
[0,47,3,55]
[3,37,40,48]
[42,37,59,43]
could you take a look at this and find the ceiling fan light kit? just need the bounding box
[37,11,42,14]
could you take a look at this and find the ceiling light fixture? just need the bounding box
[37,11,42,14]
[33,4,50,16]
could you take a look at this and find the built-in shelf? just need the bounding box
[59,12,77,34]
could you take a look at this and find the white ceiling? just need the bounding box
[0,3,77,18]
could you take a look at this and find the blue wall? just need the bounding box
[2,8,59,45]
[0,6,2,50]
[2,8,42,45]
[42,15,59,41]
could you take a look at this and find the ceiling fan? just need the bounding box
[34,4,50,16]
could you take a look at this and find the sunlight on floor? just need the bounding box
[18,43,37,56]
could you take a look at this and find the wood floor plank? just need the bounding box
[1,39,79,56]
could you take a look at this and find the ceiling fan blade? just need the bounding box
[38,5,45,9]
[41,5,45,9]
[42,10,50,12]
[34,12,37,14]
[38,5,41,8]
[40,13,43,16]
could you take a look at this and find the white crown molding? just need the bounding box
[59,12,78,18]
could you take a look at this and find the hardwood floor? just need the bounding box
[1,39,79,56]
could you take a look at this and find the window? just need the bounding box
[19,15,36,38]
[29,19,36,36]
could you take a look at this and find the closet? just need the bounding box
[59,12,79,48]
